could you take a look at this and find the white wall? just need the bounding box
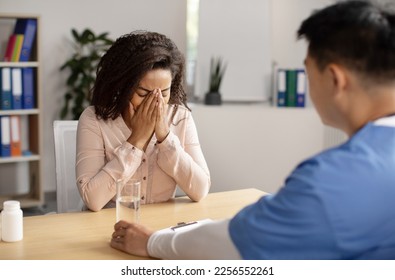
[0,0,187,192]
[1,0,336,193]
[271,0,334,68]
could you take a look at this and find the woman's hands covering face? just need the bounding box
[127,89,169,150]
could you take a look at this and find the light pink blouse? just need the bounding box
[76,105,211,211]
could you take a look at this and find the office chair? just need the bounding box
[53,120,84,213]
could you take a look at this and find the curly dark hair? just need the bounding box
[91,30,189,120]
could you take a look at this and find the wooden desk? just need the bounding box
[0,188,265,260]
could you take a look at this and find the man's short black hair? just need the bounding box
[298,0,395,83]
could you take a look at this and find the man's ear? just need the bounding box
[327,64,347,96]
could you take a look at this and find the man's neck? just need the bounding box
[343,88,395,136]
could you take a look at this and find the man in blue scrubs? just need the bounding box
[110,0,395,259]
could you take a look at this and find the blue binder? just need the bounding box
[276,69,286,107]
[22,68,35,109]
[11,68,23,109]
[1,68,12,110]
[296,69,306,107]
[0,116,11,157]
[13,18,37,62]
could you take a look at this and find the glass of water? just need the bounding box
[116,179,141,223]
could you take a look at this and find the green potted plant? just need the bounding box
[60,28,114,120]
[204,56,226,105]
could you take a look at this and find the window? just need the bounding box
[186,0,199,99]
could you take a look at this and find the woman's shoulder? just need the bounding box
[79,106,96,119]
[78,106,101,127]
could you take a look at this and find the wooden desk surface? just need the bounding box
[0,188,265,260]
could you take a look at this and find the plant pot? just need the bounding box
[204,92,222,105]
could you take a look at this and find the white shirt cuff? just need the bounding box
[147,219,241,260]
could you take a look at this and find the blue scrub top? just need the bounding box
[229,122,395,259]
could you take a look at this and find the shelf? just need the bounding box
[0,109,39,115]
[0,155,40,164]
[0,14,43,210]
[0,196,42,211]
[0,61,39,67]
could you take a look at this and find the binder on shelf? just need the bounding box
[1,68,12,110]
[22,67,35,109]
[0,116,11,157]
[11,35,24,62]
[0,14,42,209]
[11,68,23,110]
[296,70,306,107]
[13,18,37,62]
[10,115,22,156]
[4,34,17,62]
[276,69,286,107]
[285,70,297,107]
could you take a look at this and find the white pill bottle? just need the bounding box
[1,200,23,242]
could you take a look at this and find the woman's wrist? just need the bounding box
[156,131,170,143]
[127,135,146,150]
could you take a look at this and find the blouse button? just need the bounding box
[141,196,145,200]
[143,176,146,180]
